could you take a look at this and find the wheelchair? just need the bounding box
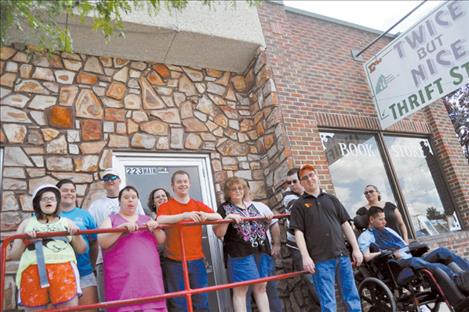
[352,216,469,312]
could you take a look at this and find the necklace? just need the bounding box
[225,202,267,248]
[233,201,248,215]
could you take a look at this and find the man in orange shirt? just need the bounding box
[158,170,221,312]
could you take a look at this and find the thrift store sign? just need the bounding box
[364,0,469,129]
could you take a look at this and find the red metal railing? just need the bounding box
[0,214,306,312]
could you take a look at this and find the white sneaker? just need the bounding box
[420,306,431,312]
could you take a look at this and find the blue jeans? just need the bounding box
[311,256,361,312]
[400,247,469,278]
[164,258,209,312]
[266,254,283,312]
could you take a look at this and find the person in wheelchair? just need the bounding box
[357,206,469,294]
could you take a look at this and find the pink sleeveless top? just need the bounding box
[103,213,167,312]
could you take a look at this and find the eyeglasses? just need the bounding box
[287,179,298,185]
[300,172,316,181]
[103,175,119,182]
[364,190,375,195]
[40,196,57,203]
[230,186,244,193]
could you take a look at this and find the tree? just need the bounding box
[443,84,469,163]
[0,0,261,53]
[426,207,445,221]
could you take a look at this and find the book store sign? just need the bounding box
[364,0,469,129]
[337,143,424,159]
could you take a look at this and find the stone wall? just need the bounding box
[0,44,269,216]
[242,50,314,311]
[0,43,293,309]
[2,2,469,311]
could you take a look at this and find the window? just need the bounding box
[320,131,461,238]
[320,132,396,215]
[383,136,461,236]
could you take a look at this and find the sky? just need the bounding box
[284,1,445,35]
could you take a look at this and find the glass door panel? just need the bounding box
[112,153,228,311]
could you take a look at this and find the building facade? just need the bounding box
[1,1,468,311]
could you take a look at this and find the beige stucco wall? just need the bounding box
[6,1,266,73]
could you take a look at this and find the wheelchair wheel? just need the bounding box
[359,277,397,312]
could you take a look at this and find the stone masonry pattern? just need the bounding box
[0,42,293,309]
[2,2,469,311]
[0,45,285,215]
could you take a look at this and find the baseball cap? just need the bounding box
[32,184,61,202]
[298,164,315,179]
[101,168,120,179]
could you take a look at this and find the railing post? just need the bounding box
[0,237,11,311]
[178,224,194,312]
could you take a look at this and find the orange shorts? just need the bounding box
[19,262,79,307]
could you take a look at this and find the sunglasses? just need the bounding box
[103,175,119,182]
[287,179,298,185]
[364,190,375,195]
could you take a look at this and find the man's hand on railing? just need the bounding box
[182,212,206,223]
[302,255,316,274]
[194,211,208,222]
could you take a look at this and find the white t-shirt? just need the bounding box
[283,192,300,247]
[88,196,145,264]
[249,201,278,249]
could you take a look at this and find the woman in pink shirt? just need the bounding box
[98,186,166,312]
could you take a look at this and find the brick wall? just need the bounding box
[1,2,468,310]
[258,1,468,235]
[258,2,469,311]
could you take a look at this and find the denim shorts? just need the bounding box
[80,272,97,289]
[227,252,271,283]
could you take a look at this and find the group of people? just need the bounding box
[282,165,469,312]
[7,168,281,312]
[6,163,469,312]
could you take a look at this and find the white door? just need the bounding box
[112,152,230,311]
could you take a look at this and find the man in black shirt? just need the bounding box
[283,168,320,308]
[290,164,363,312]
